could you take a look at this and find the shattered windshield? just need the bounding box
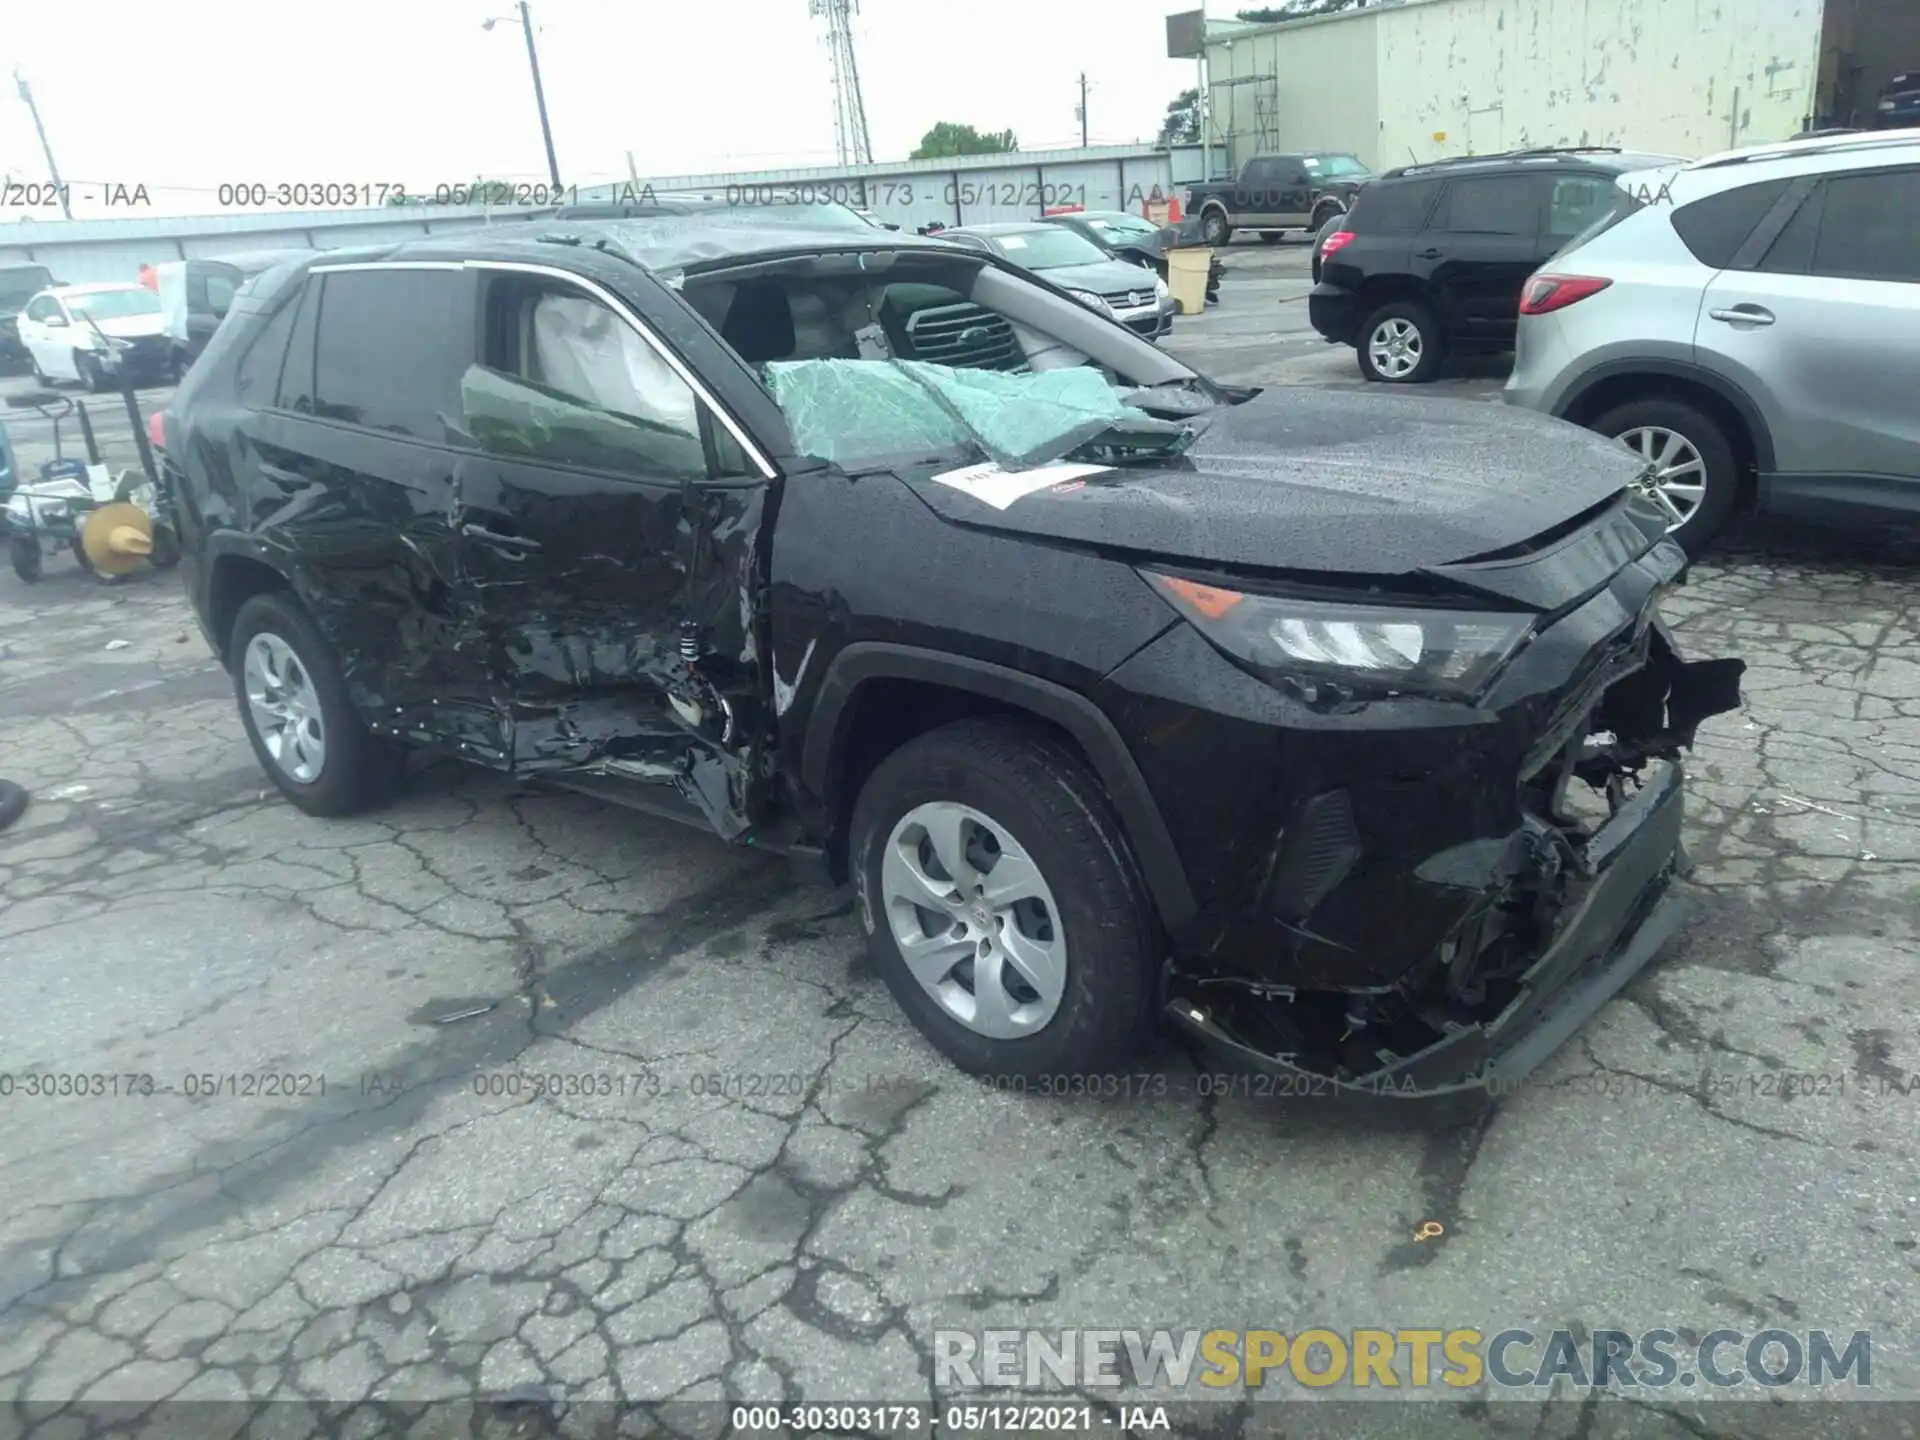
[764,358,1193,473]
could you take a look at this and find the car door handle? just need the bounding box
[1709,305,1775,326]
[460,522,542,553]
[1415,248,1443,260]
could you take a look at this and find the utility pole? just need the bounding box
[483,5,562,192]
[518,2,562,192]
[1077,73,1090,147]
[13,71,73,220]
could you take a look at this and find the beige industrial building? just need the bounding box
[1176,0,1918,169]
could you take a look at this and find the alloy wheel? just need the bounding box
[1616,426,1707,530]
[243,632,327,783]
[1366,318,1423,380]
[879,801,1067,1040]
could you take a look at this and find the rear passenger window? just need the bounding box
[1348,179,1439,234]
[233,289,300,405]
[309,270,476,440]
[1807,170,1920,283]
[1671,179,1791,268]
[1430,176,1543,236]
[1545,176,1623,239]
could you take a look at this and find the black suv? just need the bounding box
[157,220,1742,1100]
[1310,148,1680,383]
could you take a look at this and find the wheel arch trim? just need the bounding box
[1553,358,1777,473]
[801,642,1197,932]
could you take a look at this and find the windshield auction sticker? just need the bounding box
[930,462,1113,510]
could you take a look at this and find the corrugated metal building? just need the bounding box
[569,142,1225,230]
[0,145,1227,288]
[1198,0,1917,171]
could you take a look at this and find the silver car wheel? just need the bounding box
[1367,318,1423,379]
[243,632,327,783]
[879,801,1067,1040]
[1617,426,1707,530]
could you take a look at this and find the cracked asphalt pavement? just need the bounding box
[3,244,1920,1438]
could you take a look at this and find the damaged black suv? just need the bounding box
[157,220,1744,1100]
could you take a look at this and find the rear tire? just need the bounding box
[1591,398,1739,557]
[850,718,1160,1080]
[229,591,404,817]
[1357,299,1444,384]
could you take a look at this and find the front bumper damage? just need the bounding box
[1164,620,1746,1107]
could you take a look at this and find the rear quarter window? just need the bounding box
[1347,179,1440,234]
[1670,178,1793,268]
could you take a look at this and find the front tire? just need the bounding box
[1357,299,1444,384]
[229,591,403,816]
[75,350,110,394]
[1591,398,1739,557]
[850,718,1160,1080]
[1200,209,1232,246]
[10,537,41,582]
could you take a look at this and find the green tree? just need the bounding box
[1157,87,1201,146]
[909,122,1019,160]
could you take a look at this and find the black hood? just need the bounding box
[898,389,1646,577]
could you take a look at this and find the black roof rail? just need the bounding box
[1386,144,1627,176]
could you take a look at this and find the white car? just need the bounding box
[15,283,170,391]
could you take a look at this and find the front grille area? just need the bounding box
[903,302,1024,370]
[1100,286,1157,310]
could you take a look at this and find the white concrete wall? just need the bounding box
[1375,0,1827,162]
[1208,11,1384,168]
[1202,0,1831,172]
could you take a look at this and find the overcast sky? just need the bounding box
[1,0,1213,221]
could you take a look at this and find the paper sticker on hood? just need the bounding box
[930,460,1114,511]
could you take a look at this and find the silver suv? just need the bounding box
[1504,128,1920,553]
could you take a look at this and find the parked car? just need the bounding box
[1310,207,1351,283]
[153,251,317,381]
[1309,147,1684,384]
[1505,128,1920,554]
[1037,210,1223,305]
[938,222,1175,339]
[1876,70,1920,128]
[1186,152,1371,246]
[15,282,170,391]
[0,264,59,374]
[157,220,1742,1097]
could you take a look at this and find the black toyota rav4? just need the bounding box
[157,221,1743,1100]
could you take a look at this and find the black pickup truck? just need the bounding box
[1185,152,1372,246]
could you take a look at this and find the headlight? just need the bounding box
[1143,571,1534,701]
[1065,289,1114,318]
[1880,98,1897,111]
[1154,276,1169,300]
[4,495,28,522]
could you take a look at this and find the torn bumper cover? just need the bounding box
[1165,632,1746,1105]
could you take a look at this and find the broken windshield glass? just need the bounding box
[765,358,1191,472]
